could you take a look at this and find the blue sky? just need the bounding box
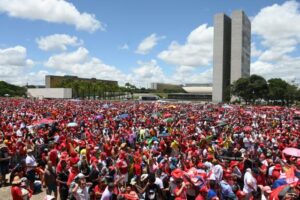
[0,0,299,87]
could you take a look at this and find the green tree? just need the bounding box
[285,83,298,106]
[0,81,26,97]
[268,78,288,105]
[296,88,300,100]
[249,75,268,103]
[231,77,252,103]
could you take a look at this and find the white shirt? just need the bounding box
[25,155,37,172]
[243,171,257,193]
[155,177,164,189]
[74,186,89,200]
[101,187,112,200]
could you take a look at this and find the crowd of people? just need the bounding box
[0,98,300,200]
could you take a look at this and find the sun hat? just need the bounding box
[27,148,33,153]
[43,195,55,200]
[77,173,85,179]
[12,176,21,185]
[0,143,7,149]
[130,177,137,185]
[141,174,148,182]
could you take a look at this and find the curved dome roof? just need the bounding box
[182,86,213,94]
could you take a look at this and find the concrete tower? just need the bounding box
[231,10,251,84]
[212,13,232,103]
[212,10,251,102]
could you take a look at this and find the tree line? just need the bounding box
[56,79,132,100]
[0,81,26,97]
[231,74,300,105]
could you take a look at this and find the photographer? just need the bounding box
[71,173,92,200]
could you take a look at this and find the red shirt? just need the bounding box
[134,163,142,176]
[195,194,205,200]
[94,184,105,196]
[49,149,58,166]
[11,186,23,200]
[117,160,128,174]
[174,185,187,200]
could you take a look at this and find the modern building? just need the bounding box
[212,10,251,102]
[168,83,212,101]
[150,83,184,92]
[212,13,232,102]
[27,88,72,99]
[231,10,251,84]
[45,75,118,88]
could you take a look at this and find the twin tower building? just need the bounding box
[212,10,251,102]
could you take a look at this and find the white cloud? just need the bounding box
[172,66,213,84]
[158,24,213,67]
[130,60,166,86]
[252,1,300,62]
[251,42,262,58]
[251,56,300,84]
[36,34,83,51]
[251,1,300,84]
[45,47,127,81]
[0,45,34,85]
[0,0,103,32]
[0,46,33,66]
[119,43,129,50]
[135,34,165,55]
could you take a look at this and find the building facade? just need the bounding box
[212,13,232,102]
[150,83,184,92]
[231,10,251,84]
[45,75,118,88]
[27,88,72,99]
[212,10,251,102]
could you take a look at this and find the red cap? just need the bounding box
[236,190,246,198]
[69,157,79,166]
[207,154,213,161]
[171,168,184,179]
[230,161,239,168]
[197,162,204,168]
[274,164,282,171]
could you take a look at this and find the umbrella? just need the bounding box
[283,147,300,157]
[233,126,241,133]
[166,105,177,109]
[203,117,213,122]
[33,118,55,126]
[216,121,227,127]
[67,122,78,127]
[243,126,253,132]
[102,104,109,108]
[269,184,298,200]
[163,118,174,123]
[163,113,172,118]
[95,115,104,120]
[119,113,129,119]
[147,137,159,145]
[158,132,169,137]
[151,112,162,118]
[222,104,233,109]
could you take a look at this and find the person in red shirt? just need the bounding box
[48,144,58,167]
[195,186,209,200]
[11,176,23,200]
[94,178,106,199]
[174,179,187,200]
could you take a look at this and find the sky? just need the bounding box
[0,0,299,87]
